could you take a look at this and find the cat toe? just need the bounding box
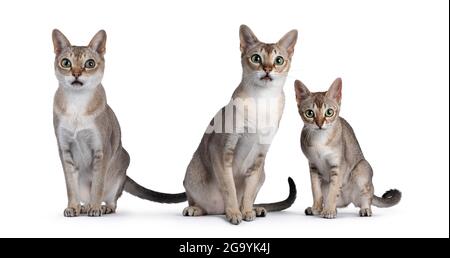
[243,210,256,221]
[305,206,322,216]
[225,209,242,225]
[254,207,267,217]
[101,205,115,214]
[182,206,204,216]
[87,206,103,217]
[63,207,80,217]
[359,208,372,217]
[321,209,337,219]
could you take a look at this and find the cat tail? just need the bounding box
[124,176,187,203]
[372,189,401,208]
[254,177,297,212]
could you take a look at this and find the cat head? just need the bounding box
[294,78,342,130]
[239,25,297,88]
[52,29,106,90]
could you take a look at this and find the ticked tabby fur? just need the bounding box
[294,78,401,218]
[52,29,186,217]
[182,25,298,225]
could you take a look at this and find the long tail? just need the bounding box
[124,176,187,203]
[254,177,297,212]
[372,189,401,208]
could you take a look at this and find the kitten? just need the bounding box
[52,29,186,217]
[182,25,298,225]
[294,78,401,218]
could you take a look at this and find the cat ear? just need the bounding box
[89,30,107,55]
[294,80,310,104]
[239,25,259,52]
[277,29,298,58]
[52,29,71,55]
[326,78,343,103]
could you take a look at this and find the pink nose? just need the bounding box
[72,70,82,78]
[263,66,272,73]
[315,117,325,129]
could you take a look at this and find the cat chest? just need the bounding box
[305,144,340,175]
[233,134,270,176]
[58,113,100,138]
[56,89,100,138]
[57,114,102,168]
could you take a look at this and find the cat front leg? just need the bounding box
[305,165,323,216]
[321,165,341,219]
[241,154,265,221]
[214,136,242,225]
[87,149,106,217]
[217,165,241,225]
[60,148,81,217]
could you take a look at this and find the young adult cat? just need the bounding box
[52,29,186,217]
[182,25,298,225]
[294,78,401,218]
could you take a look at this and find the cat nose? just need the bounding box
[263,66,273,73]
[315,117,325,129]
[72,70,82,78]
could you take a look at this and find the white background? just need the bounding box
[0,0,448,238]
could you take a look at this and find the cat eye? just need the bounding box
[275,56,284,65]
[251,54,262,64]
[305,109,315,118]
[85,59,96,69]
[60,58,71,68]
[325,108,334,117]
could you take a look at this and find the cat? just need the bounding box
[182,25,298,225]
[294,78,401,218]
[52,29,186,217]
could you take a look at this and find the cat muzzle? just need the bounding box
[71,79,84,87]
[261,73,273,81]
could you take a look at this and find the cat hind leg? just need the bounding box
[350,160,374,217]
[183,195,206,216]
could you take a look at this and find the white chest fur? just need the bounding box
[57,89,98,135]
[231,94,283,142]
[55,88,102,170]
[303,128,340,176]
[229,93,284,175]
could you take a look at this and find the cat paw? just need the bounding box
[63,206,80,217]
[321,209,337,219]
[225,209,242,225]
[359,208,372,217]
[101,205,115,215]
[305,206,322,216]
[182,206,204,216]
[242,210,256,222]
[254,207,267,217]
[87,206,103,217]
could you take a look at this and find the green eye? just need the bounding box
[325,108,334,117]
[85,59,96,69]
[251,54,262,64]
[60,58,71,68]
[305,109,315,118]
[275,56,284,65]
